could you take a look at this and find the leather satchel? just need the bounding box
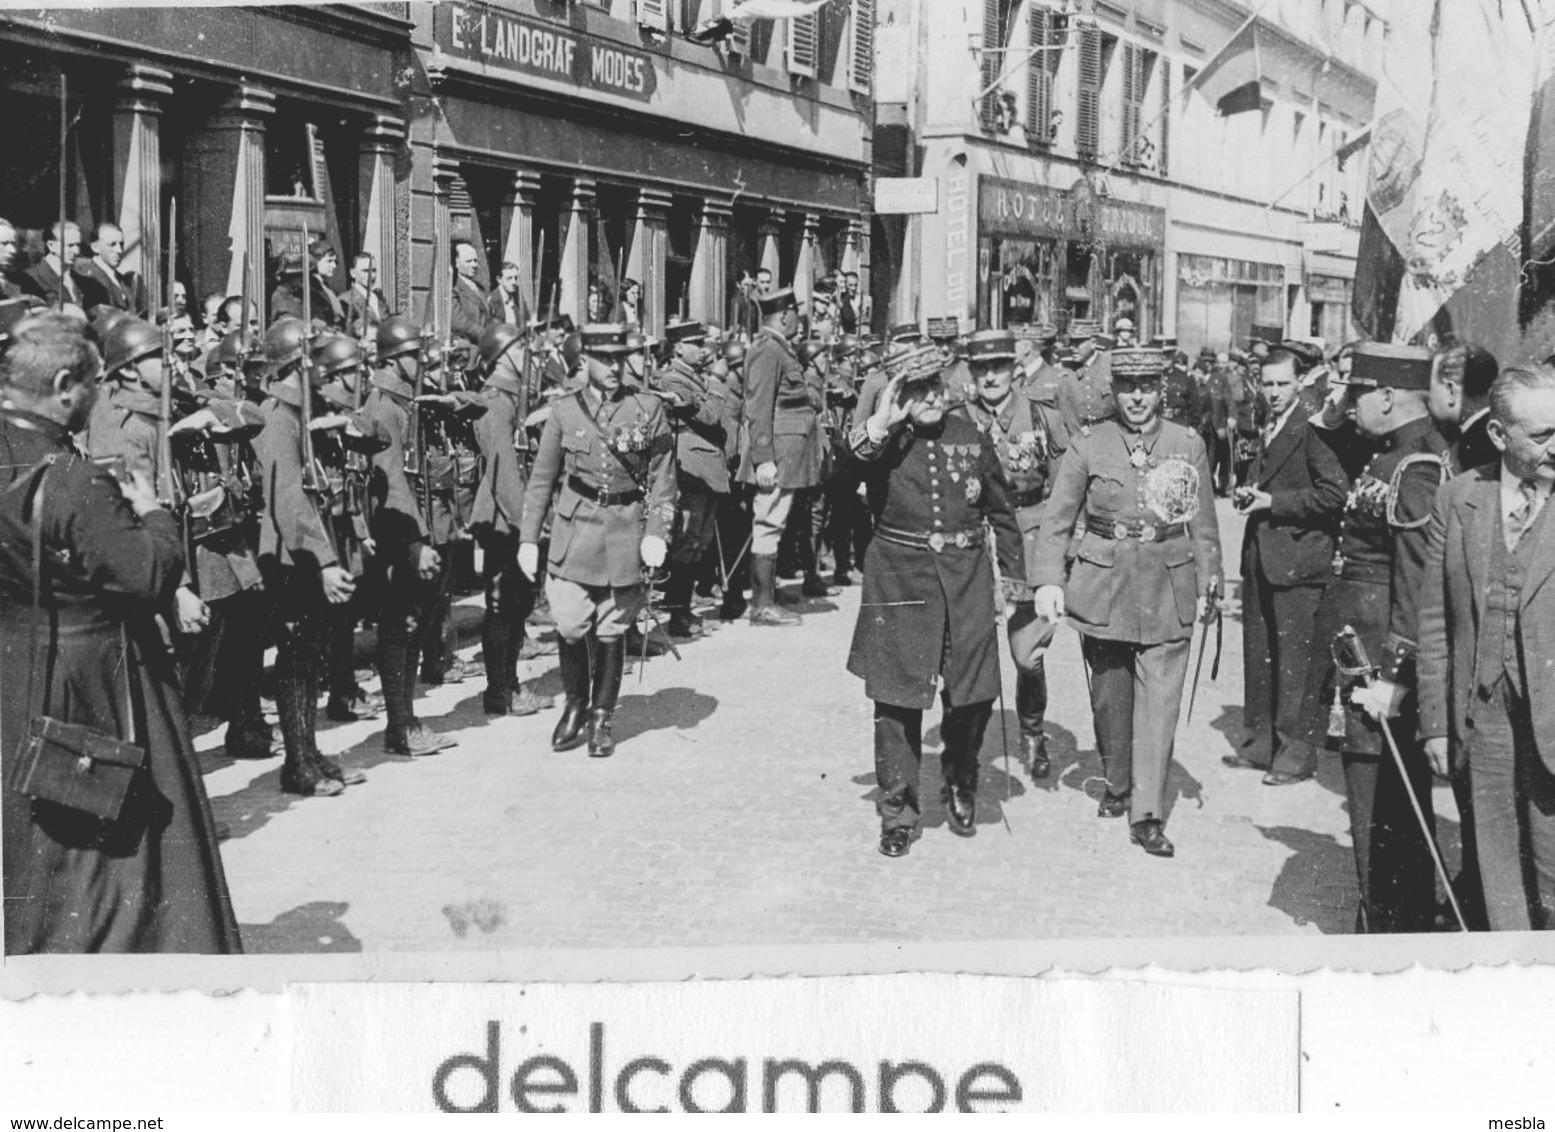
[3,456,147,823]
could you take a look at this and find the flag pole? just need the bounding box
[57,74,68,312]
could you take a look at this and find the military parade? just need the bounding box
[7,0,1555,957]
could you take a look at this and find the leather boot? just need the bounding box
[749,555,801,627]
[1016,669,1050,779]
[664,567,703,640]
[276,630,343,798]
[551,638,591,751]
[587,636,625,758]
[481,613,513,715]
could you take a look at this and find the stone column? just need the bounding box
[358,113,405,313]
[792,212,819,309]
[430,151,461,336]
[184,82,273,316]
[112,64,173,313]
[559,177,595,325]
[502,169,543,317]
[689,194,731,328]
[758,213,783,285]
[625,189,672,335]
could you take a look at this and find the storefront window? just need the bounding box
[1176,253,1285,357]
[990,237,1057,330]
[1102,249,1154,339]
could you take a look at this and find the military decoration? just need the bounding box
[1005,430,1044,474]
[611,423,649,453]
[1142,456,1201,523]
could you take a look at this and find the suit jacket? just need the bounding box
[1452,412,1497,474]
[342,284,392,340]
[1418,464,1555,772]
[1241,413,1348,587]
[451,276,488,344]
[21,259,82,307]
[486,287,528,329]
[73,259,145,318]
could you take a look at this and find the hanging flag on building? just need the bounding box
[1353,0,1540,348]
[725,0,834,19]
[1183,12,1263,117]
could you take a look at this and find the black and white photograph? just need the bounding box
[2,0,1555,989]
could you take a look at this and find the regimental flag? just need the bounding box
[1353,0,1540,349]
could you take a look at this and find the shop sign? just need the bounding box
[874,177,939,215]
[435,2,658,103]
[1306,273,1351,304]
[978,176,1165,247]
[945,167,973,312]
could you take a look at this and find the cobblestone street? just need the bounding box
[203,501,1460,953]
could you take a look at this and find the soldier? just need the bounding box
[713,335,753,620]
[1034,347,1223,858]
[251,318,374,796]
[654,319,731,639]
[1230,353,1264,487]
[1295,342,1449,933]
[1156,337,1202,433]
[1015,326,1064,409]
[1056,320,1115,441]
[517,324,677,758]
[960,329,1068,778]
[822,332,869,586]
[778,339,837,600]
[736,288,823,625]
[362,315,458,756]
[845,346,1025,857]
[469,322,553,716]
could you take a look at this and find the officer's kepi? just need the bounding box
[579,323,634,357]
[1330,341,1432,391]
[1109,346,1167,385]
[964,328,1018,366]
[755,288,797,317]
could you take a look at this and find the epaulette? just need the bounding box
[1386,451,1450,530]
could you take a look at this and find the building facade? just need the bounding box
[874,0,1380,354]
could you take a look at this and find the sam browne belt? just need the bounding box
[567,475,643,507]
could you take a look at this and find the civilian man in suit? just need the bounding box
[0,218,19,299]
[73,222,144,318]
[450,239,488,346]
[1226,348,1348,785]
[21,221,84,307]
[1432,343,1499,474]
[341,252,391,341]
[487,260,528,329]
[1419,365,1555,930]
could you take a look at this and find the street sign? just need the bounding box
[874,176,939,215]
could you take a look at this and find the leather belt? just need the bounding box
[1010,491,1046,510]
[1085,516,1187,543]
[1337,558,1389,584]
[567,475,643,507]
[874,524,985,553]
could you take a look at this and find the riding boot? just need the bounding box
[1016,662,1050,778]
[664,566,703,639]
[481,613,512,714]
[587,636,625,758]
[749,554,801,627]
[551,638,591,751]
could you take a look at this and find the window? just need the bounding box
[1076,20,1102,158]
[849,0,874,94]
[787,11,819,78]
[1120,43,1154,166]
[1026,2,1056,147]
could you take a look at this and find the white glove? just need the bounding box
[1350,679,1405,721]
[640,535,667,569]
[169,408,221,435]
[1034,584,1066,623]
[309,413,351,432]
[517,542,541,581]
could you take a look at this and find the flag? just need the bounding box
[725,0,833,19]
[1353,0,1540,348]
[1184,14,1263,117]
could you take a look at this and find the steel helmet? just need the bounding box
[312,333,361,380]
[213,330,246,369]
[560,331,583,372]
[376,314,421,362]
[797,339,827,367]
[834,333,860,357]
[478,321,522,371]
[100,317,163,373]
[263,317,308,375]
[721,338,746,366]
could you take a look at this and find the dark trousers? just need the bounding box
[1241,564,1322,776]
[778,487,822,579]
[874,698,992,831]
[1341,739,1438,933]
[1082,635,1191,825]
[1465,678,1555,930]
[670,481,721,567]
[263,563,330,765]
[418,543,458,679]
[479,532,538,705]
[1205,430,1232,494]
[823,470,870,577]
[178,589,266,727]
[712,485,753,598]
[377,544,449,732]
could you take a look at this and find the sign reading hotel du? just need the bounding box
[978,176,1165,247]
[436,2,658,103]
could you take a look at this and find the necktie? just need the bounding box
[1510,478,1539,547]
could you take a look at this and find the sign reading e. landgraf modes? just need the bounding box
[291,977,1297,1113]
[433,2,658,102]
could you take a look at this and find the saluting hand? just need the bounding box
[868,373,912,434]
[321,565,356,605]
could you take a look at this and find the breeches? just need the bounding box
[546,575,644,642]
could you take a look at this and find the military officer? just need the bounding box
[1156,337,1203,432]
[960,329,1068,778]
[361,315,457,757]
[1034,347,1223,858]
[252,318,373,796]
[781,338,837,599]
[1015,326,1064,409]
[1296,341,1450,933]
[1056,320,1115,441]
[517,324,677,758]
[655,319,731,639]
[713,335,753,621]
[736,288,822,625]
[469,322,553,716]
[846,346,1025,857]
[822,332,869,586]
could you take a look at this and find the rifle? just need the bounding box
[57,74,68,313]
[160,197,195,589]
[531,229,546,329]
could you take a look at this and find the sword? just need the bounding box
[984,519,1013,809]
[1186,587,1222,723]
[635,566,682,684]
[1332,625,1467,932]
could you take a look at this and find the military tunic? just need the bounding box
[737,330,822,490]
[1056,351,1116,441]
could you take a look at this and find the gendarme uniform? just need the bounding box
[845,346,1024,855]
[958,329,1069,776]
[1295,342,1448,934]
[519,323,677,758]
[1033,347,1222,856]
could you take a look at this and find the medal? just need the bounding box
[1129,447,1147,469]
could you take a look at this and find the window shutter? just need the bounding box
[1076,22,1102,159]
[788,12,819,78]
[979,0,1002,131]
[637,0,669,31]
[849,0,875,95]
[1026,4,1053,146]
[1158,55,1170,176]
[730,15,752,56]
[1121,43,1140,165]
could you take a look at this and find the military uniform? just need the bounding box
[845,357,1024,852]
[1034,349,1222,851]
[1056,347,1115,440]
[1296,353,1448,932]
[1160,357,1202,432]
[519,324,677,757]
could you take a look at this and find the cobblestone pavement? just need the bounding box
[203,501,1463,953]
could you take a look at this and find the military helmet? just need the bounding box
[100,317,163,373]
[213,330,246,369]
[478,321,523,371]
[263,317,308,375]
[376,314,421,362]
[560,331,583,372]
[797,339,828,367]
[834,333,860,357]
[313,333,362,380]
[721,338,746,366]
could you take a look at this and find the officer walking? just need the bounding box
[517,324,677,758]
[959,329,1068,777]
[1034,347,1222,858]
[1055,320,1115,441]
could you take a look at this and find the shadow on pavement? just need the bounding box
[1257,824,1358,934]
[614,686,718,744]
[239,901,362,954]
